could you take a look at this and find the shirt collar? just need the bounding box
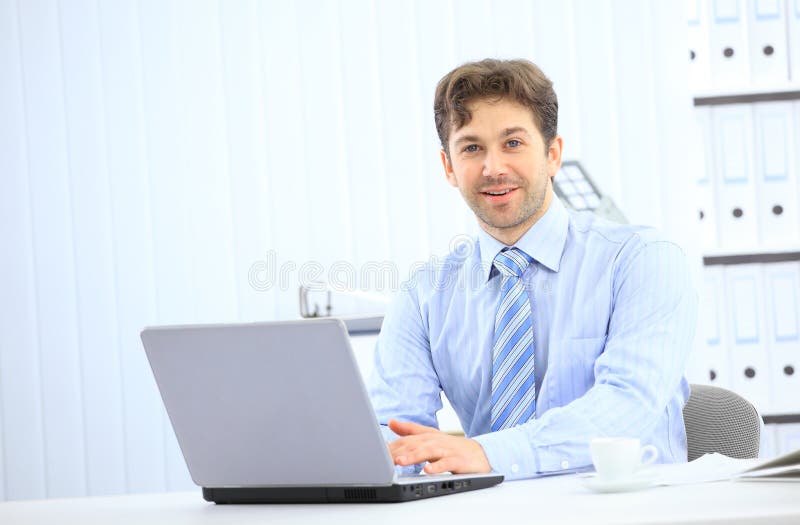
[476,194,569,283]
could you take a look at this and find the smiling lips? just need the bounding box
[481,187,517,203]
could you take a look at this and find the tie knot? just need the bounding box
[494,248,532,278]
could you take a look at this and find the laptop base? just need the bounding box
[203,474,503,504]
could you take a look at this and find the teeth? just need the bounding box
[486,190,510,195]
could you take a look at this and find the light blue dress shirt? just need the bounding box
[367,196,699,480]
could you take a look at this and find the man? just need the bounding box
[367,58,698,480]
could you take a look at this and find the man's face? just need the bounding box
[441,98,562,245]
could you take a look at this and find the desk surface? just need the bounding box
[2,472,799,525]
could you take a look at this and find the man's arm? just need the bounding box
[367,282,443,443]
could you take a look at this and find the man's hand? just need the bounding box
[387,419,492,475]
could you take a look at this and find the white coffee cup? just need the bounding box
[590,437,658,480]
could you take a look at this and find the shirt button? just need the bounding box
[561,460,570,469]
[511,464,520,474]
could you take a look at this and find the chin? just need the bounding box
[484,217,525,230]
[490,211,539,230]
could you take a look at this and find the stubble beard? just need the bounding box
[466,169,549,231]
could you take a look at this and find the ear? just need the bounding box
[440,149,459,188]
[546,135,563,180]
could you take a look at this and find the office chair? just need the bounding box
[683,384,761,462]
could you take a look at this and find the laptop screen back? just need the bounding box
[141,319,396,487]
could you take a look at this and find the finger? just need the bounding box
[388,419,438,436]
[389,432,441,451]
[389,440,408,458]
[423,457,459,475]
[394,443,447,467]
[387,436,418,464]
[387,435,418,455]
[389,440,419,466]
[422,439,492,474]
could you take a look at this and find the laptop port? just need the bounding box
[454,481,462,489]
[427,485,436,494]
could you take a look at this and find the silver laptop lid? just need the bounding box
[141,318,396,487]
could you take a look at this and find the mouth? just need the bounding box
[480,187,517,202]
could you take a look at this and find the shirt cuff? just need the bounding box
[473,426,540,480]
[474,424,589,479]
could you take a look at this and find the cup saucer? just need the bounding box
[579,471,657,493]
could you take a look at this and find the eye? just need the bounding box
[463,144,480,153]
[507,139,522,148]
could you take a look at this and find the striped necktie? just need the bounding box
[491,247,536,432]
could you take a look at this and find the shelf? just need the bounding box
[763,414,800,425]
[703,251,800,266]
[341,315,384,336]
[693,86,800,106]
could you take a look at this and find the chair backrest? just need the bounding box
[683,384,761,462]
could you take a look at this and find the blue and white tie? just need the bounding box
[491,247,536,432]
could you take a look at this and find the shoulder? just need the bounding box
[568,210,687,263]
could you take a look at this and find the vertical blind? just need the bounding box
[0,0,695,500]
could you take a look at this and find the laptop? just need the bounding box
[140,318,503,503]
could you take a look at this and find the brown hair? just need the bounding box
[434,58,558,157]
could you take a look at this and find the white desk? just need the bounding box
[2,472,798,525]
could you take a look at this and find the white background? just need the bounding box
[0,0,696,500]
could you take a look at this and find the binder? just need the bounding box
[761,424,778,458]
[711,104,759,251]
[688,0,712,92]
[725,264,772,415]
[763,262,800,415]
[708,0,751,89]
[747,0,790,86]
[695,107,719,250]
[753,102,799,247]
[797,100,800,214]
[789,0,800,82]
[697,266,732,389]
[775,424,800,456]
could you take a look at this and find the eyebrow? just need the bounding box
[453,134,480,147]
[453,127,531,147]
[501,127,531,138]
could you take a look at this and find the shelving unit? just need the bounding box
[692,89,800,456]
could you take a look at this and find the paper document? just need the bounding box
[654,454,758,485]
[738,449,800,481]
[653,449,800,486]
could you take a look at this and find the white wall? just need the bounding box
[0,0,695,500]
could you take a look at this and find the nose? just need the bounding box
[482,148,506,178]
